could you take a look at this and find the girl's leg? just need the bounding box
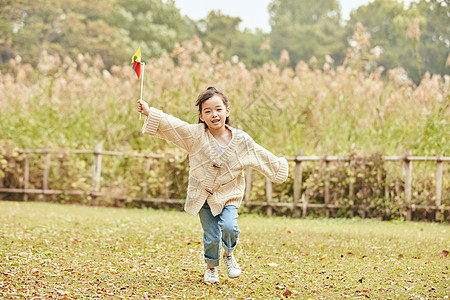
[218,205,240,257]
[198,202,221,268]
[218,205,242,278]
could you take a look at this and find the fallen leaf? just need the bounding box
[439,250,449,259]
[283,289,293,297]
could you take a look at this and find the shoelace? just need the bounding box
[206,268,218,277]
[224,256,238,269]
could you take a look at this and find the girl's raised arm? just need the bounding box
[138,100,200,153]
[244,137,289,183]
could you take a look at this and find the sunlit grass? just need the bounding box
[0,201,448,299]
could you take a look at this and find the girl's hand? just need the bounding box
[137,99,150,116]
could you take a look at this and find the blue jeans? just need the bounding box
[198,202,240,267]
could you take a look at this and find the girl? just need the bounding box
[137,87,288,284]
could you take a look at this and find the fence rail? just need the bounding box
[1,146,448,221]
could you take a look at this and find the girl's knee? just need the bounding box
[204,231,221,245]
[221,223,240,237]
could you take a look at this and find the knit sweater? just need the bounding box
[142,107,289,216]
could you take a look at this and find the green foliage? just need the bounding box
[0,0,129,68]
[0,142,24,190]
[1,202,449,298]
[1,0,447,78]
[347,0,450,83]
[408,94,450,155]
[0,0,193,69]
[195,11,270,68]
[196,11,242,48]
[269,0,347,67]
[0,38,448,215]
[414,0,450,79]
[115,0,194,58]
[304,154,392,218]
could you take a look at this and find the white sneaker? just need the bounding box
[204,268,219,284]
[223,255,241,278]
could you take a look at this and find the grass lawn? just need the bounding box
[0,201,448,299]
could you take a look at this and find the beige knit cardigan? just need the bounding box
[142,107,289,216]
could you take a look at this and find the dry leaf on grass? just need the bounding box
[438,250,448,259]
[283,289,293,297]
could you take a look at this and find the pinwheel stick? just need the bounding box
[139,62,145,120]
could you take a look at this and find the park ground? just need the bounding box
[0,201,448,299]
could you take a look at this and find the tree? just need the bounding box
[0,0,129,68]
[195,10,269,68]
[413,0,450,79]
[0,0,21,64]
[0,0,194,70]
[346,0,449,82]
[114,0,195,59]
[268,0,347,67]
[346,0,410,72]
[237,29,272,68]
[196,10,243,58]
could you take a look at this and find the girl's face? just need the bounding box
[199,95,230,130]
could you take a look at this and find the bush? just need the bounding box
[0,38,448,219]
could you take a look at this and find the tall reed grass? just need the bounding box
[1,37,448,156]
[0,37,448,217]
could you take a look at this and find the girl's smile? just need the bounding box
[199,95,230,131]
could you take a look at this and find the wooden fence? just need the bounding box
[0,146,448,221]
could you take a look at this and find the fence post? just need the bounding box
[384,171,391,219]
[164,175,170,200]
[43,151,50,202]
[302,193,308,217]
[244,167,252,212]
[293,150,303,218]
[43,151,50,191]
[142,158,151,200]
[435,155,443,222]
[266,178,273,216]
[348,158,355,218]
[404,150,412,221]
[324,156,330,218]
[91,141,103,206]
[23,155,29,202]
[349,179,354,218]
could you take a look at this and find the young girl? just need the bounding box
[137,87,288,284]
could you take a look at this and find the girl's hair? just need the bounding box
[195,86,230,127]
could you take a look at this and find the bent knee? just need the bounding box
[221,223,240,236]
